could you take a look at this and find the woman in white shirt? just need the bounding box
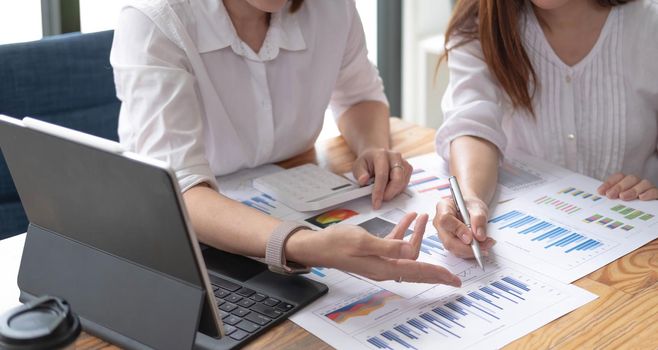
[111,0,461,286]
[433,0,658,259]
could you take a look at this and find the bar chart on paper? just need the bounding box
[487,173,658,282]
[293,261,595,350]
[354,267,595,350]
[488,209,616,271]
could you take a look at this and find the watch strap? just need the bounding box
[265,221,311,275]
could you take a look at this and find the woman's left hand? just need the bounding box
[352,148,413,209]
[597,173,658,201]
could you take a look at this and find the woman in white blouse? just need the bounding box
[433,0,658,259]
[111,0,461,286]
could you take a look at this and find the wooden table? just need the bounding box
[75,118,658,349]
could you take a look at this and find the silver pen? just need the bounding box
[448,176,485,271]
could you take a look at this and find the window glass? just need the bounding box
[0,0,42,45]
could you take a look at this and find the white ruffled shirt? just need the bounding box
[437,0,658,184]
[111,0,387,191]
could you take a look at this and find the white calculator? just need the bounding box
[253,164,374,212]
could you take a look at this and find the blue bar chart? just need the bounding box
[488,209,613,269]
[356,269,575,350]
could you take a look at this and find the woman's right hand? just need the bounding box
[286,213,462,287]
[432,196,496,259]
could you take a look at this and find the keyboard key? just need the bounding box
[229,329,249,341]
[224,324,237,335]
[213,278,241,292]
[237,298,255,308]
[219,302,237,313]
[214,297,225,306]
[226,294,243,303]
[250,293,267,302]
[236,319,260,333]
[275,303,294,312]
[219,310,230,318]
[263,298,280,307]
[214,289,230,298]
[245,312,271,326]
[251,303,282,319]
[232,307,251,318]
[223,315,241,326]
[211,284,220,292]
[236,287,256,297]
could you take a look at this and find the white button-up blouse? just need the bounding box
[111,0,387,191]
[436,0,658,184]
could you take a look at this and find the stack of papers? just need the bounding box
[216,150,657,350]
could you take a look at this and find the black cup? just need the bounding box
[0,296,81,350]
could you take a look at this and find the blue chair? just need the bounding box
[0,30,120,239]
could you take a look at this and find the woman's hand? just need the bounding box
[287,213,462,286]
[353,148,413,209]
[432,196,496,259]
[597,173,658,201]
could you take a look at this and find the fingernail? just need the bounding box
[482,250,489,257]
[460,233,470,244]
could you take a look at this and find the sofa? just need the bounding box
[0,30,120,239]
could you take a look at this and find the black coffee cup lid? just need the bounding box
[0,296,81,350]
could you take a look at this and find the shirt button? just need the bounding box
[566,75,572,83]
[567,133,575,140]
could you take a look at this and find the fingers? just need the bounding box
[434,199,474,243]
[466,200,489,241]
[604,174,641,199]
[408,214,429,257]
[383,153,412,201]
[433,199,476,258]
[639,188,658,201]
[352,158,371,186]
[364,258,462,287]
[356,228,415,260]
[385,212,418,240]
[598,173,624,195]
[620,179,654,201]
[371,152,390,209]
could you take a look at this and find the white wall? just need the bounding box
[402,1,452,128]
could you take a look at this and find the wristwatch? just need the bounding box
[265,221,312,275]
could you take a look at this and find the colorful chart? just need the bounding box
[582,213,632,231]
[558,187,602,201]
[325,289,400,324]
[306,208,359,228]
[534,195,581,214]
[611,204,654,221]
[362,270,572,350]
[408,168,451,198]
[241,193,278,214]
[490,210,607,254]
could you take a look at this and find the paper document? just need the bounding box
[217,161,602,349]
[405,150,573,204]
[487,173,658,283]
[216,165,310,221]
[293,255,596,350]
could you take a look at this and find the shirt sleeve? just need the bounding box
[329,0,389,119]
[435,38,508,162]
[111,7,218,192]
